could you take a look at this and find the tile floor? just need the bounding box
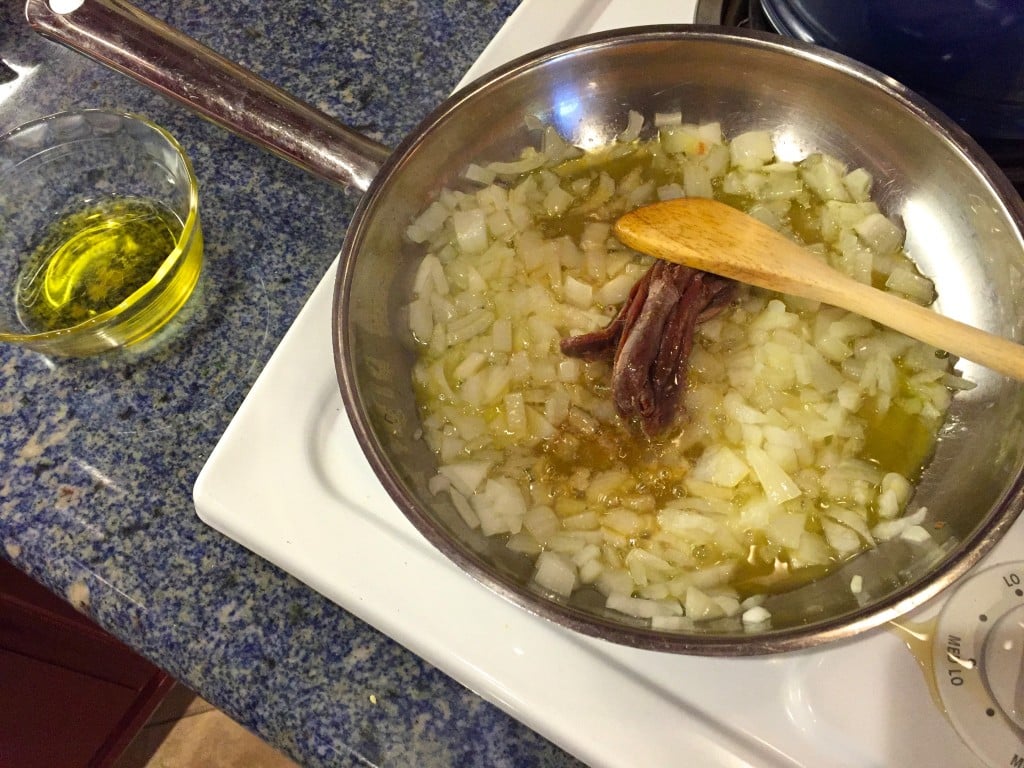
[114,683,301,768]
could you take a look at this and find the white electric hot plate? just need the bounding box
[195,3,1024,766]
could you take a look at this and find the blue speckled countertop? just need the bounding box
[0,1,583,764]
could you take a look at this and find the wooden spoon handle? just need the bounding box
[819,276,1024,380]
[615,198,1024,381]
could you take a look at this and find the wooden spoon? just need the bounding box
[615,197,1024,381]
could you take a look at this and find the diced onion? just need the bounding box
[406,112,963,628]
[617,110,645,143]
[729,130,775,170]
[533,551,577,596]
[742,605,772,626]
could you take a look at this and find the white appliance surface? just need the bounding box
[194,3,1020,766]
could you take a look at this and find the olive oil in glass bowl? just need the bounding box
[0,110,202,357]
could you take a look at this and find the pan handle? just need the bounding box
[24,0,391,192]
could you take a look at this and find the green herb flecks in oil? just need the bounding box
[16,196,182,332]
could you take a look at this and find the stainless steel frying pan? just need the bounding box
[27,0,1024,654]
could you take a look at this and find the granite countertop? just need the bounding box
[0,1,582,764]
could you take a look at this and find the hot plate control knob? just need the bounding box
[983,604,1024,731]
[931,562,1024,767]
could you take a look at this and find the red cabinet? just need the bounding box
[0,559,172,767]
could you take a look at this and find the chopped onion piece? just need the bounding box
[901,525,933,544]
[485,150,547,176]
[822,518,863,557]
[843,167,873,201]
[685,586,725,621]
[729,130,775,169]
[742,605,772,626]
[873,506,928,541]
[533,551,577,597]
[439,461,491,496]
[473,478,526,536]
[406,201,449,244]
[563,275,593,308]
[855,212,904,255]
[595,273,637,305]
[543,185,575,216]
[449,488,480,529]
[607,593,682,619]
[617,110,645,142]
[745,445,802,503]
[801,153,851,202]
[652,615,696,631]
[690,446,749,487]
[452,208,488,255]
[886,266,936,304]
[464,163,496,185]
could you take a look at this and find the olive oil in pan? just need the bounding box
[15,196,186,333]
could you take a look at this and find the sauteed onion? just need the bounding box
[406,113,966,628]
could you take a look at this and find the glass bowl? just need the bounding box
[0,109,202,356]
